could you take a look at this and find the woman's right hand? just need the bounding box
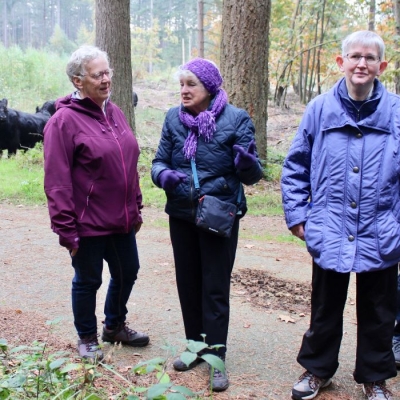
[158,170,187,191]
[69,248,78,257]
[290,223,305,241]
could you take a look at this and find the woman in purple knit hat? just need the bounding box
[151,58,263,392]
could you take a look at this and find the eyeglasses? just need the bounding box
[79,69,113,81]
[344,53,381,65]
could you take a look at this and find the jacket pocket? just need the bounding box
[376,210,400,261]
[79,183,94,221]
[304,205,325,258]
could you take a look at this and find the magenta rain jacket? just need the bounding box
[44,93,142,250]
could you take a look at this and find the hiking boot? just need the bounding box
[210,366,229,392]
[363,381,393,400]
[173,356,205,371]
[101,322,149,347]
[292,371,332,400]
[77,334,104,361]
[392,340,400,367]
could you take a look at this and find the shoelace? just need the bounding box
[86,341,99,352]
[365,381,392,399]
[119,322,137,336]
[298,371,323,391]
[393,341,400,352]
[213,369,225,378]
[81,334,100,352]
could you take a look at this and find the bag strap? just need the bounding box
[190,158,242,210]
[191,159,200,190]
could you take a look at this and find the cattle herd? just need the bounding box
[0,98,56,157]
[0,92,139,157]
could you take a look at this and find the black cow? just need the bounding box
[36,100,56,117]
[0,98,20,157]
[0,98,51,156]
[133,91,138,107]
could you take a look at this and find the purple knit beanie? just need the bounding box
[181,58,223,94]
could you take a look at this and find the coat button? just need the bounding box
[356,132,363,138]
[353,167,359,173]
[351,202,357,209]
[348,235,355,242]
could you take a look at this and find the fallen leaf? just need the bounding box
[243,323,251,328]
[244,244,255,249]
[118,366,132,372]
[279,314,296,323]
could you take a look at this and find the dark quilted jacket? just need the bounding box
[151,103,263,222]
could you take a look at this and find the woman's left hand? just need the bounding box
[233,140,257,170]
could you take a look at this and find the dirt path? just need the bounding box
[1,203,399,399]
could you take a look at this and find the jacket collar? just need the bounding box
[320,77,390,133]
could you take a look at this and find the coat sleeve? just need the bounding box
[233,109,264,185]
[43,114,79,249]
[280,103,315,230]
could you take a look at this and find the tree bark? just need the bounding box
[197,0,204,57]
[368,0,375,31]
[95,0,135,132]
[220,0,270,163]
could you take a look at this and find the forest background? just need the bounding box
[2,0,400,113]
[1,0,400,208]
[0,0,399,201]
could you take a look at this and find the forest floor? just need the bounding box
[1,85,400,399]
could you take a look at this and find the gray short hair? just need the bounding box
[342,30,385,59]
[66,45,110,82]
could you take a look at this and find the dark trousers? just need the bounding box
[71,230,140,337]
[169,216,240,357]
[297,262,397,383]
[393,268,400,340]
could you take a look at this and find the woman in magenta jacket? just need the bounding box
[44,45,149,361]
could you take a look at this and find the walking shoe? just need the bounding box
[77,334,104,361]
[101,322,149,347]
[363,381,393,400]
[210,366,229,392]
[173,356,205,371]
[392,340,400,367]
[292,371,332,400]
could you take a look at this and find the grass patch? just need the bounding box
[0,146,284,219]
[0,147,46,205]
[240,230,305,245]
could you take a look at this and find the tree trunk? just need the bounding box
[368,0,375,31]
[221,0,270,163]
[197,0,204,57]
[95,0,135,132]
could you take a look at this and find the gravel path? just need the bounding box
[1,203,399,399]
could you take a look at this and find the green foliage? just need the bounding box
[0,147,46,205]
[0,318,87,400]
[0,45,71,112]
[48,25,77,56]
[0,334,225,399]
[131,19,179,80]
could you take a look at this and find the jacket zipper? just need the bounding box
[80,183,94,220]
[109,125,130,232]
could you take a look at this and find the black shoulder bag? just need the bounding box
[191,159,241,238]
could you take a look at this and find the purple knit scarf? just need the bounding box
[180,88,228,160]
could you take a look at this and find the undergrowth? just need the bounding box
[0,323,225,400]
